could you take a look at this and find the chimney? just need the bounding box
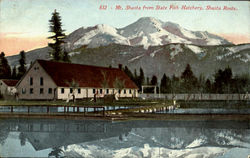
[118,64,122,70]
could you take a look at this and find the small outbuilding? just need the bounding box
[0,79,19,95]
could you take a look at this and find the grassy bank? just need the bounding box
[179,100,250,109]
[0,98,169,107]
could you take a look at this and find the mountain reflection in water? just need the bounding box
[0,118,249,158]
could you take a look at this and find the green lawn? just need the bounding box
[0,98,170,107]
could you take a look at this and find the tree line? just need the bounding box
[122,64,249,94]
[0,51,27,80]
[0,10,68,80]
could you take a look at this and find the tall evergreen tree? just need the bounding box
[205,79,212,93]
[138,67,145,91]
[197,74,206,93]
[0,52,11,79]
[213,66,233,93]
[151,75,158,85]
[11,66,17,79]
[181,64,198,93]
[160,73,171,93]
[146,77,150,85]
[48,9,66,61]
[62,50,71,63]
[133,69,138,86]
[231,74,250,93]
[17,51,26,79]
[123,66,133,80]
[171,74,180,93]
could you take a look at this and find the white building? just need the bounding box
[16,60,138,100]
[0,79,18,95]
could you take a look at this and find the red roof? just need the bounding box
[1,79,19,86]
[37,60,138,89]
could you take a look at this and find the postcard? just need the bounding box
[0,0,249,157]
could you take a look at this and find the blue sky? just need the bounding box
[0,0,249,55]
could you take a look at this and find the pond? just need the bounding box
[0,105,137,113]
[0,118,249,158]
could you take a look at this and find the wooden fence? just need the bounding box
[140,93,250,101]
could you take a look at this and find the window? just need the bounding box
[40,77,43,86]
[22,88,26,94]
[30,77,33,85]
[124,89,126,94]
[48,88,52,94]
[106,89,109,94]
[129,89,132,94]
[61,88,64,94]
[70,88,73,93]
[34,67,39,70]
[100,89,103,94]
[30,88,33,94]
[118,90,121,94]
[93,89,96,94]
[78,88,81,94]
[40,88,44,94]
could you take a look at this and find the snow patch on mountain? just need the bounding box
[216,45,250,62]
[206,38,224,45]
[170,44,183,59]
[227,44,250,53]
[186,45,203,54]
[180,28,198,39]
[128,54,145,63]
[186,138,207,148]
[69,51,81,56]
[150,48,162,57]
[74,24,129,48]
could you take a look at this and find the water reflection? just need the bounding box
[0,118,249,157]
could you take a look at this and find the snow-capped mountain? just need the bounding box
[6,17,248,78]
[65,17,231,50]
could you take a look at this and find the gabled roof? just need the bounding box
[37,60,138,89]
[1,79,19,86]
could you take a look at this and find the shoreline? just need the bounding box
[0,113,249,121]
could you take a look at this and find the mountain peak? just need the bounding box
[136,17,162,23]
[65,17,231,50]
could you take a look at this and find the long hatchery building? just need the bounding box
[16,60,138,100]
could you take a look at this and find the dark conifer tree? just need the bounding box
[160,74,167,93]
[11,66,17,79]
[151,75,158,85]
[146,77,150,85]
[181,64,198,93]
[0,52,11,79]
[48,9,66,61]
[197,74,206,93]
[17,51,26,79]
[205,79,212,93]
[171,74,181,93]
[138,67,145,91]
[62,50,71,63]
[160,73,171,93]
[213,67,233,93]
[123,66,133,80]
[133,69,138,86]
